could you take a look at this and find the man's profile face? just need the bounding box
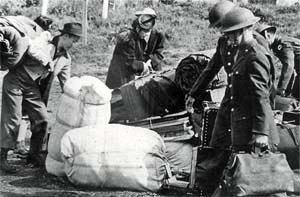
[63,34,80,50]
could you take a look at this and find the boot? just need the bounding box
[14,141,29,159]
[0,148,18,173]
[27,123,46,168]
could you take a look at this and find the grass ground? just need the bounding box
[0,1,300,196]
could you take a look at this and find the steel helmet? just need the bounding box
[255,23,277,35]
[221,7,260,33]
[208,0,235,28]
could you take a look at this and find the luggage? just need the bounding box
[274,95,298,111]
[277,123,300,169]
[61,124,167,192]
[139,69,185,116]
[126,111,193,141]
[112,69,185,122]
[46,76,112,176]
[126,111,195,177]
[189,101,229,196]
[197,101,220,146]
[222,151,294,196]
[283,110,300,125]
[174,49,227,96]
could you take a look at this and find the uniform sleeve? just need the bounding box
[0,26,29,69]
[248,55,273,136]
[27,31,53,66]
[188,40,223,99]
[149,33,165,71]
[277,44,294,92]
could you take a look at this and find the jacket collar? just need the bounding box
[51,35,69,59]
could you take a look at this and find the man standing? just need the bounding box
[0,22,82,173]
[185,0,237,148]
[220,7,279,152]
[256,23,300,100]
[106,8,165,89]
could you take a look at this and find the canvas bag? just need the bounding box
[223,151,294,196]
[46,76,112,176]
[61,124,167,192]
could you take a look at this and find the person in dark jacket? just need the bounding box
[105,8,165,89]
[220,7,279,151]
[185,0,272,149]
[256,23,300,100]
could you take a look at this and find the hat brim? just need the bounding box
[59,29,82,37]
[208,18,222,28]
[221,17,260,33]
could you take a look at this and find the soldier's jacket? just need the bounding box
[271,36,300,91]
[188,32,274,149]
[230,40,279,147]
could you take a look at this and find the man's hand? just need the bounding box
[141,59,152,76]
[251,134,269,151]
[185,95,195,113]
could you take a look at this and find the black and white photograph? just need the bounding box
[0,0,299,196]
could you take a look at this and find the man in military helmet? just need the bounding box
[185,1,274,149]
[256,23,300,100]
[185,0,237,149]
[105,7,165,89]
[220,7,279,152]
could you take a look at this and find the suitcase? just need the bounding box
[189,101,231,196]
[198,101,220,147]
[277,123,300,169]
[126,111,194,141]
[283,110,300,125]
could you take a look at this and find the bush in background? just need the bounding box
[0,0,299,79]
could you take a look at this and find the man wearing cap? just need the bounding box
[0,22,81,173]
[220,7,279,152]
[256,23,300,100]
[106,7,165,89]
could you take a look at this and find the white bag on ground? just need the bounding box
[46,76,112,176]
[61,124,167,192]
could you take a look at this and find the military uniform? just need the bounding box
[230,40,279,150]
[188,32,271,148]
[271,36,300,99]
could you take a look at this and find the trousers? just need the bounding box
[0,66,48,149]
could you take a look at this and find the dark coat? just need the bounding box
[230,40,279,149]
[188,33,275,149]
[105,28,164,89]
[271,36,300,95]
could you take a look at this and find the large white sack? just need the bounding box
[46,76,112,176]
[61,124,167,192]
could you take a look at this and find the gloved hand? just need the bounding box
[185,95,195,113]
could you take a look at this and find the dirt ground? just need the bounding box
[0,71,198,197]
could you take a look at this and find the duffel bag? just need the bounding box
[138,69,185,116]
[61,124,167,192]
[277,123,300,169]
